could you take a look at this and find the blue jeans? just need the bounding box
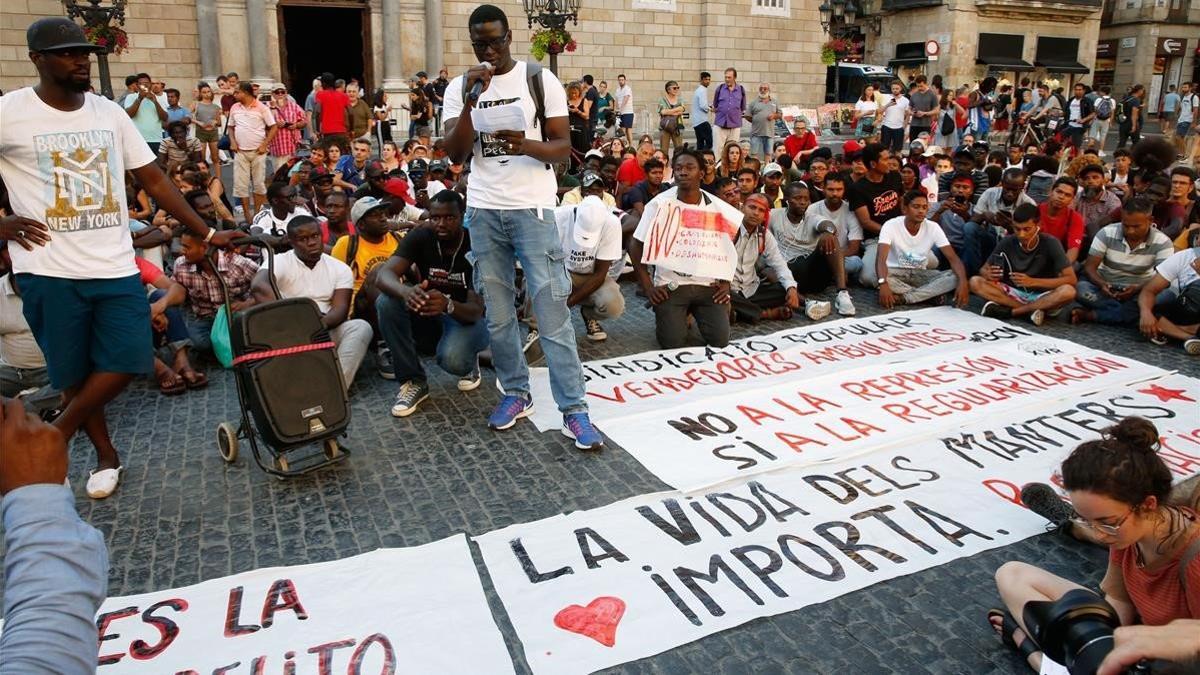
[375,293,489,382]
[1078,280,1173,325]
[1076,280,1138,325]
[185,314,214,352]
[959,220,1000,277]
[149,289,191,351]
[466,206,588,413]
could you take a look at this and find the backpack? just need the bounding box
[1095,96,1113,121]
[1117,96,1133,125]
[940,109,955,136]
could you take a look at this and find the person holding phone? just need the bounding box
[1072,197,1173,326]
[970,202,1077,326]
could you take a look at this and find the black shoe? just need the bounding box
[980,301,1012,319]
[1020,482,1074,533]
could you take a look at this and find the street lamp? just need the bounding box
[61,0,127,99]
[522,0,580,75]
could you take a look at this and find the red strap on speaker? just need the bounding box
[231,341,336,366]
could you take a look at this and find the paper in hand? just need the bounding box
[470,103,526,134]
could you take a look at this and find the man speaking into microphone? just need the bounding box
[441,4,604,450]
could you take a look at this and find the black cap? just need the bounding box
[27,17,102,53]
[408,158,428,174]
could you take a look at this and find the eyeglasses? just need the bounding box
[470,35,509,51]
[1070,509,1134,536]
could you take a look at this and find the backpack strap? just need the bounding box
[526,61,546,142]
[346,234,361,276]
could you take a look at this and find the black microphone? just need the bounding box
[468,62,493,104]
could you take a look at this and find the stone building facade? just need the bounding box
[1095,0,1199,115]
[866,0,1104,92]
[3,0,834,134]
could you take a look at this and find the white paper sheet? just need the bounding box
[470,103,527,134]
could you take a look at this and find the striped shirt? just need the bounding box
[1088,223,1173,286]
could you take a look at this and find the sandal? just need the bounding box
[157,370,186,396]
[181,370,209,390]
[987,608,1040,663]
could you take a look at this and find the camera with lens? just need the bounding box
[1024,589,1166,675]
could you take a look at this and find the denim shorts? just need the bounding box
[15,273,153,389]
[619,113,634,129]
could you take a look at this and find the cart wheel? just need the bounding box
[323,438,343,460]
[217,422,238,463]
[275,454,289,473]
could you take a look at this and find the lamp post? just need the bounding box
[522,0,579,76]
[61,0,127,99]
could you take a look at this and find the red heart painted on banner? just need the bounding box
[553,596,626,647]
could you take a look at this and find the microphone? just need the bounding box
[468,62,494,104]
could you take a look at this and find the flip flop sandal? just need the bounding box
[183,371,209,390]
[158,372,186,396]
[987,608,1040,663]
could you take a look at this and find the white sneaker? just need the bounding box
[834,290,856,316]
[1029,309,1046,326]
[805,299,832,321]
[1185,338,1200,355]
[86,467,122,499]
[458,357,482,391]
[585,318,607,341]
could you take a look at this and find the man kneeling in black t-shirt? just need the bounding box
[374,190,490,417]
[969,203,1077,327]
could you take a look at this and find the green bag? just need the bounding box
[211,304,234,368]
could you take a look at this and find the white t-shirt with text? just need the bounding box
[554,197,623,277]
[0,88,156,279]
[443,61,569,210]
[879,216,949,269]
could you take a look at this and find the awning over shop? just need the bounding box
[977,33,1034,70]
[1035,37,1089,73]
[889,42,927,67]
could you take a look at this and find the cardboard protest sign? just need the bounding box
[601,336,1163,490]
[77,535,513,674]
[476,375,1200,675]
[638,197,741,279]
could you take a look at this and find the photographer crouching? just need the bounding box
[989,417,1200,674]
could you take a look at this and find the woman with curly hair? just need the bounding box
[990,416,1200,672]
[717,140,744,179]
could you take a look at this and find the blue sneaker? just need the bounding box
[562,412,605,451]
[488,395,534,430]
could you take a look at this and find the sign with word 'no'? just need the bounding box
[477,374,1200,675]
[530,308,1168,490]
[86,535,513,674]
[638,197,742,280]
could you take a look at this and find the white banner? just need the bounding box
[86,535,513,674]
[476,375,1200,675]
[603,335,1163,490]
[529,308,1126,431]
[638,197,741,279]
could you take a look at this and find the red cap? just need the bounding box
[842,140,864,156]
[382,178,414,205]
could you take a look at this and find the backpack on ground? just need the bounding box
[1095,96,1113,121]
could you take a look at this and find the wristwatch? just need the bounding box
[878,277,888,288]
[445,298,456,315]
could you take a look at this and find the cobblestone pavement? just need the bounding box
[5,283,1199,674]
